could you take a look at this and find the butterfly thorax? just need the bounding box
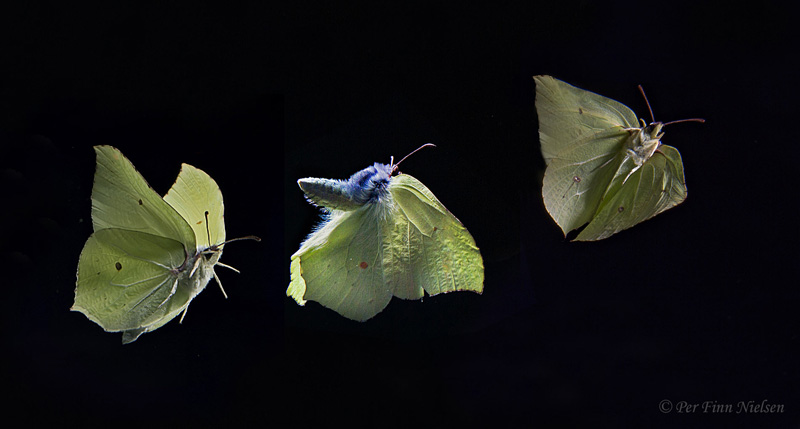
[174,246,222,296]
[626,122,664,166]
[299,163,393,211]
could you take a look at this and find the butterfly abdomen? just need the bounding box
[298,163,393,211]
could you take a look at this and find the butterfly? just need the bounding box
[72,145,259,343]
[534,75,704,241]
[288,144,484,321]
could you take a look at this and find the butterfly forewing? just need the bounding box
[389,174,484,296]
[164,164,226,251]
[534,75,639,163]
[91,146,196,250]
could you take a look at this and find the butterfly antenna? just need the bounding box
[204,211,212,248]
[392,143,436,172]
[663,118,706,126]
[637,85,656,123]
[215,235,262,249]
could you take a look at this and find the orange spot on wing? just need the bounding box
[359,261,368,269]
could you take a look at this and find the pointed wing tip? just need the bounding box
[121,327,147,344]
[93,145,118,158]
[179,162,201,172]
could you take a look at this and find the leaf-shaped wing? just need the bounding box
[288,205,393,322]
[387,174,484,298]
[534,75,639,163]
[91,146,196,251]
[575,145,687,241]
[73,228,195,343]
[163,163,226,251]
[541,128,631,235]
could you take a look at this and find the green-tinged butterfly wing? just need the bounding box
[575,145,687,241]
[72,228,196,344]
[535,75,699,240]
[387,174,484,298]
[163,163,226,250]
[75,147,234,343]
[288,205,393,322]
[541,130,630,235]
[91,145,196,249]
[289,160,484,321]
[534,75,639,163]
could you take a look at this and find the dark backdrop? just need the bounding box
[2,2,797,427]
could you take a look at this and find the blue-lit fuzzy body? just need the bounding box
[298,163,394,211]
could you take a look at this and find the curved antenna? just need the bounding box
[391,143,436,172]
[639,84,706,127]
[214,235,262,249]
[663,118,706,126]
[203,211,262,249]
[637,84,656,123]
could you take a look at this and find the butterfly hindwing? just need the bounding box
[576,144,687,240]
[289,205,393,321]
[541,129,630,234]
[73,228,191,342]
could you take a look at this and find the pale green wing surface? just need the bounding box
[534,75,639,163]
[163,163,225,249]
[388,174,484,297]
[541,129,630,234]
[91,146,196,250]
[288,206,393,322]
[73,228,194,342]
[575,145,687,241]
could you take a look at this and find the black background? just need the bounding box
[2,1,797,427]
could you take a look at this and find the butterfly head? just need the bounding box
[644,122,665,141]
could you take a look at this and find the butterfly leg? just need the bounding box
[211,268,229,299]
[179,304,190,323]
[621,150,643,185]
[158,277,180,308]
[215,261,241,273]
